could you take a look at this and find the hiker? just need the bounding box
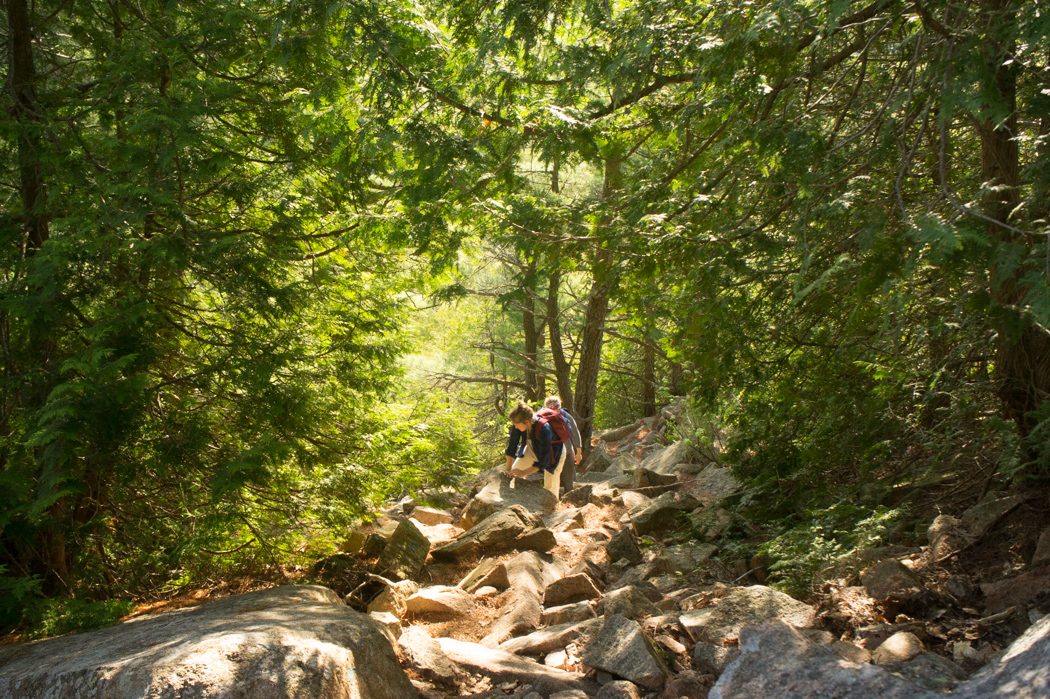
[503,400,568,500]
[544,395,582,494]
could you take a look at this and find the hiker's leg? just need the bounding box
[560,443,576,493]
[544,448,567,499]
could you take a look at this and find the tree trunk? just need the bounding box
[979,0,1050,435]
[7,0,50,254]
[546,271,575,413]
[573,156,621,447]
[642,336,657,417]
[522,261,540,402]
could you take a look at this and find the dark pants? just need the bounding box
[561,443,576,493]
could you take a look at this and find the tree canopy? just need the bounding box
[2,0,1048,632]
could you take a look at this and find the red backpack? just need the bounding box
[534,408,572,447]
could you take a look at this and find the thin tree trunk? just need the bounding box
[546,271,575,413]
[642,336,657,417]
[522,261,540,402]
[573,157,621,448]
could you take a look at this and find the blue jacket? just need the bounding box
[505,420,564,473]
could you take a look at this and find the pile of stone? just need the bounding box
[3,402,1049,699]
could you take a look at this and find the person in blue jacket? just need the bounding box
[503,400,566,500]
[545,395,582,494]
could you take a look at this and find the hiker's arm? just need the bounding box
[563,410,582,450]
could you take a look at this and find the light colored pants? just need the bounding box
[511,442,567,500]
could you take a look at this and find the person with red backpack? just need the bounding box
[503,400,569,500]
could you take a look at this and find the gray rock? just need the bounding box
[861,560,925,602]
[608,527,644,565]
[412,506,454,526]
[568,557,606,587]
[648,542,718,577]
[596,680,644,699]
[369,611,403,642]
[693,641,741,678]
[500,618,603,655]
[367,578,421,618]
[541,601,599,626]
[482,551,566,646]
[1034,526,1050,567]
[377,517,431,581]
[0,585,415,699]
[711,612,1050,698]
[546,507,585,531]
[871,632,924,664]
[582,614,670,689]
[708,620,933,699]
[432,505,542,561]
[365,531,389,557]
[398,625,464,688]
[515,526,557,553]
[980,567,1050,614]
[461,477,558,530]
[563,484,596,506]
[544,573,603,607]
[680,586,816,644]
[583,444,616,472]
[630,491,699,536]
[405,585,475,618]
[690,465,742,506]
[927,514,965,562]
[602,585,662,621]
[620,491,651,510]
[636,468,678,488]
[660,671,712,699]
[882,653,967,693]
[438,637,599,696]
[459,557,511,593]
[830,640,871,664]
[959,493,1028,539]
[640,441,697,476]
[591,482,621,506]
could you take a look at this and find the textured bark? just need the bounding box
[642,336,657,418]
[573,157,621,447]
[6,0,50,254]
[978,0,1050,435]
[522,261,541,402]
[546,271,575,414]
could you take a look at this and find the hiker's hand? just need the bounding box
[575,452,582,464]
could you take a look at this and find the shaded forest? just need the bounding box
[2,0,1048,635]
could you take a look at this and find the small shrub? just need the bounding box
[761,502,901,598]
[23,597,134,640]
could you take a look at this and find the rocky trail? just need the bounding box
[2,402,1049,698]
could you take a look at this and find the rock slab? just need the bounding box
[582,614,670,689]
[0,585,415,699]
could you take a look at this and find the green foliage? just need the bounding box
[761,503,902,599]
[21,597,134,641]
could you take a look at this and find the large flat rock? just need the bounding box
[680,585,816,644]
[432,505,542,561]
[461,477,557,530]
[0,585,415,699]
